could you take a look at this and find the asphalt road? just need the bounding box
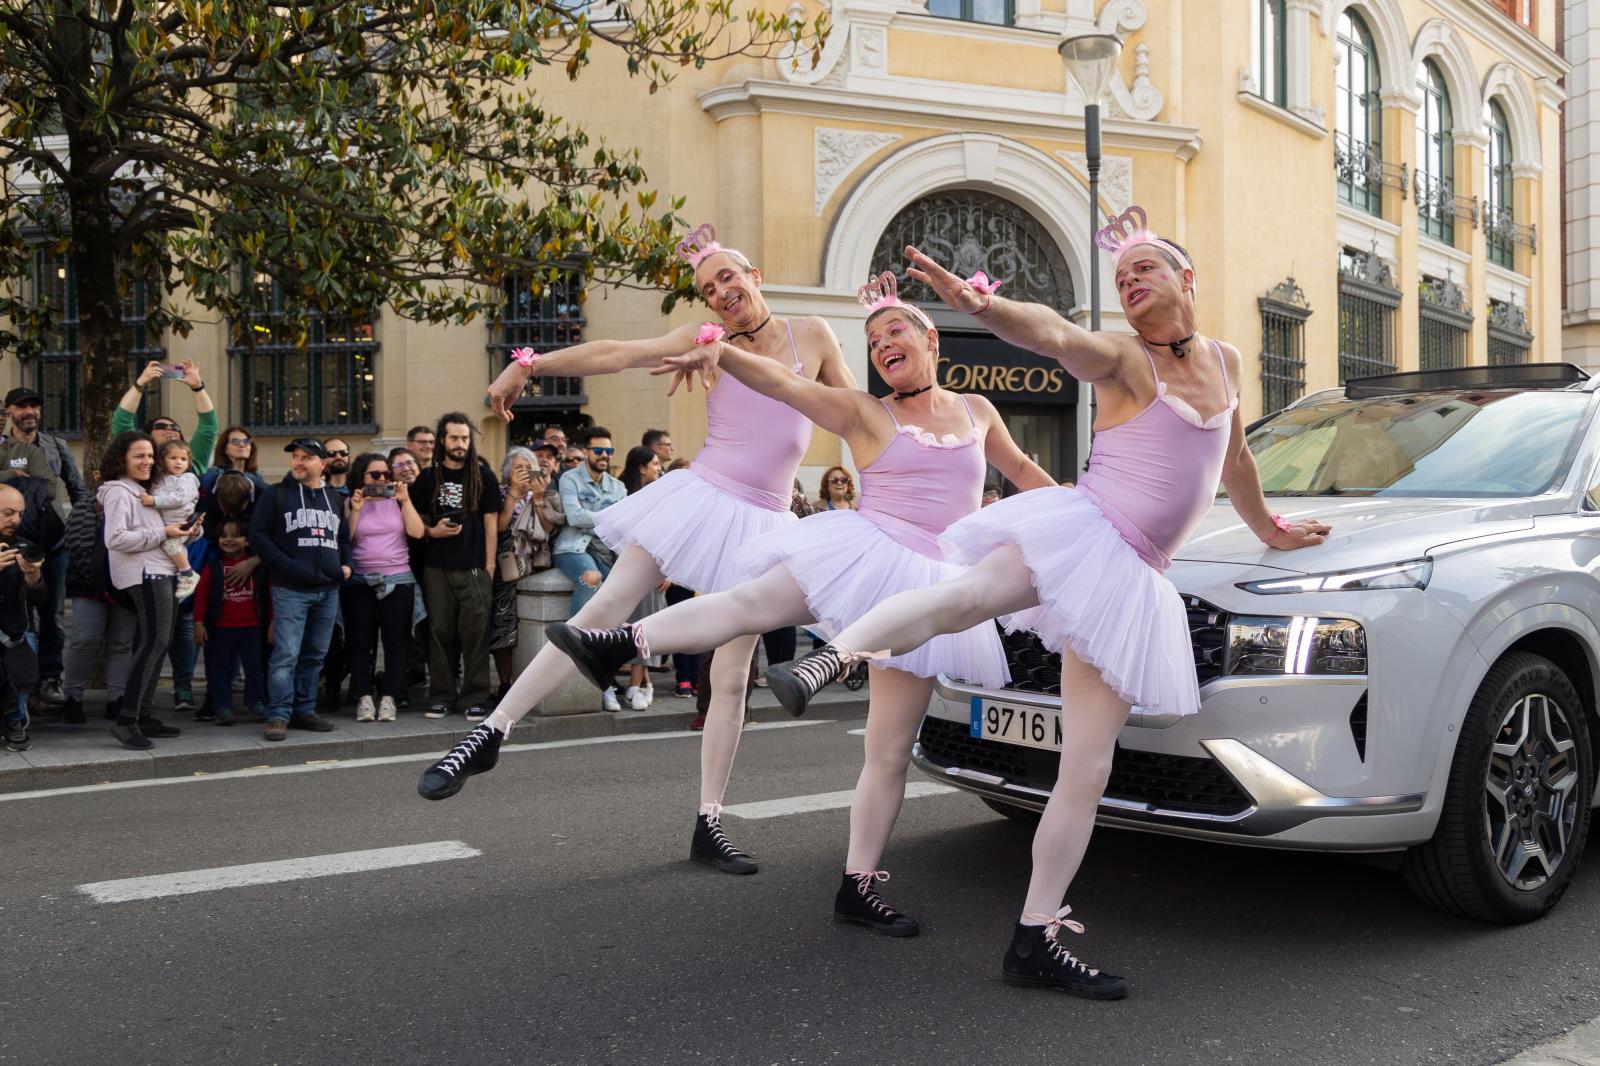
[7,714,1600,1066]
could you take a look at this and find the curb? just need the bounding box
[0,693,870,794]
[1497,1017,1600,1065]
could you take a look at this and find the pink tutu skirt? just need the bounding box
[738,509,1010,688]
[593,467,797,594]
[939,487,1199,717]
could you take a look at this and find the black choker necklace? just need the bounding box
[727,314,772,343]
[1145,332,1196,358]
[892,384,934,401]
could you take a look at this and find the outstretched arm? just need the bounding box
[905,245,1124,385]
[969,395,1055,491]
[486,322,704,421]
[1215,346,1330,550]
[655,339,875,440]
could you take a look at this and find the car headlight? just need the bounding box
[1235,558,1432,596]
[1225,616,1368,676]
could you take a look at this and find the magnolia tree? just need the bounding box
[0,0,826,459]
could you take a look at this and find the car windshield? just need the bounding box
[1245,390,1592,498]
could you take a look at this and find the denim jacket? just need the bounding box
[553,469,625,557]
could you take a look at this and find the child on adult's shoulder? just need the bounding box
[147,439,201,600]
[193,518,270,726]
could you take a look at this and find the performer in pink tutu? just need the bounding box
[760,206,1332,999]
[546,271,1053,933]
[419,225,857,879]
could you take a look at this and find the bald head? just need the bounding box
[0,485,26,539]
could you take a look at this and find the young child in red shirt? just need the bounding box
[194,518,270,726]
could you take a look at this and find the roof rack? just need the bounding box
[1343,363,1590,399]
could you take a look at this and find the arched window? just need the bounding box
[1484,99,1514,268]
[1415,59,1455,243]
[1334,11,1383,216]
[869,191,1075,315]
[1256,0,1288,106]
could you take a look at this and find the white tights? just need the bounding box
[825,545,1132,920]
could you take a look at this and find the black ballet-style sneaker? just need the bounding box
[1001,908,1128,1001]
[834,870,919,938]
[546,623,640,692]
[765,645,850,718]
[417,722,504,801]
[691,808,758,875]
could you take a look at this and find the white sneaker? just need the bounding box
[642,683,655,708]
[174,571,200,601]
[355,695,376,722]
[377,696,397,722]
[602,687,621,712]
[627,685,649,711]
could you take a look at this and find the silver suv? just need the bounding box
[916,364,1600,923]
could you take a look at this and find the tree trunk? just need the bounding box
[70,186,124,472]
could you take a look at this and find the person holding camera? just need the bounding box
[0,485,46,751]
[344,452,425,722]
[250,438,350,741]
[97,431,189,751]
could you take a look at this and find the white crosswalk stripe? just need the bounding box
[720,781,958,820]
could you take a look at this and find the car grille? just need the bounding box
[918,716,1252,816]
[974,596,1230,697]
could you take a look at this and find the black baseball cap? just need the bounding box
[530,439,559,454]
[4,387,42,407]
[284,437,328,459]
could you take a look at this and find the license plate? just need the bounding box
[970,698,1061,752]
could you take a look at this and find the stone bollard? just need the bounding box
[514,567,602,715]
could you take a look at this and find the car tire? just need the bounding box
[1401,652,1593,924]
[981,797,1041,825]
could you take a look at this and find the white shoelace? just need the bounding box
[1021,906,1099,977]
[700,804,748,859]
[436,726,493,776]
[574,623,652,661]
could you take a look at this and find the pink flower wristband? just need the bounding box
[510,347,541,371]
[1270,514,1294,534]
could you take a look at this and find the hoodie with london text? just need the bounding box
[249,474,351,590]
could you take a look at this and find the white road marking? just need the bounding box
[77,841,481,904]
[721,781,958,820]
[0,719,832,804]
[846,728,867,736]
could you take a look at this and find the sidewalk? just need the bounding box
[0,686,869,794]
[1499,1017,1600,1065]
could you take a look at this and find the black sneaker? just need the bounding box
[193,705,215,722]
[1001,909,1128,1000]
[546,623,639,691]
[834,870,919,937]
[424,704,453,720]
[62,697,85,724]
[103,696,123,722]
[4,716,29,752]
[137,717,182,739]
[111,716,152,750]
[691,809,758,875]
[765,646,850,718]
[417,723,504,801]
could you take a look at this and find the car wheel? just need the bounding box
[1401,652,1593,923]
[981,797,1041,824]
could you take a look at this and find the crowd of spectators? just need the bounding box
[0,358,807,753]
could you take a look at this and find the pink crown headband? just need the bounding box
[1094,205,1194,275]
[675,223,724,268]
[856,272,933,328]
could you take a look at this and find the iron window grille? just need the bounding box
[1487,299,1533,366]
[1416,60,1456,244]
[925,0,1013,26]
[1259,276,1312,414]
[26,247,163,436]
[1418,275,1472,371]
[227,273,377,432]
[487,267,587,408]
[1484,100,1515,268]
[1337,247,1401,383]
[1334,12,1385,217]
[870,191,1075,317]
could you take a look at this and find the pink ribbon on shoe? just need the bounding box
[510,347,541,370]
[695,322,726,345]
[965,271,1003,295]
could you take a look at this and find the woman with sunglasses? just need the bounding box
[816,466,856,512]
[112,360,217,488]
[203,426,269,498]
[344,452,425,722]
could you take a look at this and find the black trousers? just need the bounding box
[342,582,413,701]
[126,577,176,720]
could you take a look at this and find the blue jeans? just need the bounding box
[38,550,66,681]
[554,550,613,615]
[266,585,340,723]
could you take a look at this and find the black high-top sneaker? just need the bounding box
[417,722,504,801]
[546,623,641,692]
[834,870,919,937]
[1001,907,1128,1000]
[691,807,758,875]
[765,645,850,718]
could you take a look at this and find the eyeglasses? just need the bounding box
[227,437,252,447]
[150,421,179,432]
[326,449,349,458]
[590,447,614,456]
[828,477,850,486]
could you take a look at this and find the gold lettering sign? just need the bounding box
[937,357,1064,395]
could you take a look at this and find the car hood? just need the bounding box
[1173,497,1545,574]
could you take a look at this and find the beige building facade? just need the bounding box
[12,0,1567,486]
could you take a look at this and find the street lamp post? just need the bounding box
[1058,32,1123,332]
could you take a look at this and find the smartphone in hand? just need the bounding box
[161,364,186,380]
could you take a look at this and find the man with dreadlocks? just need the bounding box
[412,412,504,721]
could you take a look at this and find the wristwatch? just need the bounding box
[188,381,206,392]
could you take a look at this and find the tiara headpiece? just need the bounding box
[856,271,933,328]
[675,223,724,268]
[1094,204,1193,275]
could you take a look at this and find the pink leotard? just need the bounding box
[1075,340,1238,571]
[691,320,814,511]
[857,395,986,559]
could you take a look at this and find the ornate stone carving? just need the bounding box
[777,0,849,85]
[1419,273,1469,313]
[1097,2,1162,121]
[1055,152,1132,215]
[814,128,902,216]
[1488,298,1532,337]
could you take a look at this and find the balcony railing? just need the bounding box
[1333,136,1406,217]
